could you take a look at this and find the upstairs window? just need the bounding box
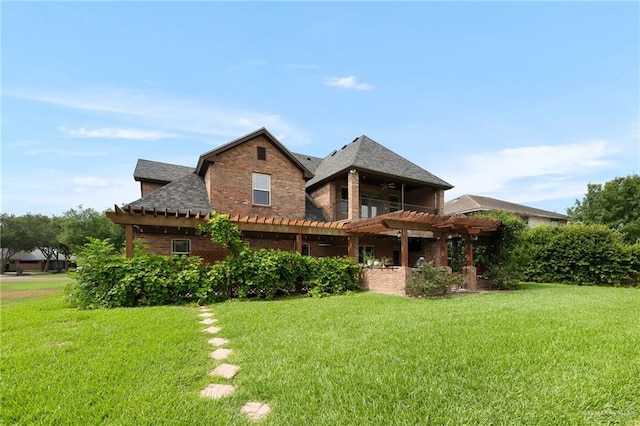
[253,173,271,206]
[172,239,191,255]
[257,146,267,161]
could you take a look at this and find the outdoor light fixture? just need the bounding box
[397,230,402,239]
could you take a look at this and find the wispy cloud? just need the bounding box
[441,141,617,204]
[6,87,311,146]
[59,126,176,140]
[71,176,109,192]
[324,76,373,91]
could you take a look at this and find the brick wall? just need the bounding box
[359,266,411,296]
[204,135,306,218]
[405,187,438,212]
[310,182,333,221]
[140,181,165,197]
[135,232,221,257]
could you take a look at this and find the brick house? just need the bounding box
[445,194,568,227]
[108,128,500,293]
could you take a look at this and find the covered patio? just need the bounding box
[345,211,501,294]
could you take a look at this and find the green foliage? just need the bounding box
[472,211,527,289]
[0,213,38,272]
[568,174,640,243]
[58,205,125,251]
[65,237,361,308]
[521,223,639,286]
[407,262,463,297]
[196,213,245,257]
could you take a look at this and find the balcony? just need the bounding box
[333,196,437,221]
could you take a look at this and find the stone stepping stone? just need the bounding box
[209,363,240,379]
[198,312,214,318]
[199,306,211,311]
[200,384,235,400]
[203,326,221,334]
[200,318,218,325]
[208,337,228,347]
[241,401,271,421]
[210,348,233,360]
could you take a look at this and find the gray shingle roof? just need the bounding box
[305,194,327,221]
[293,153,323,174]
[444,194,568,220]
[134,159,194,183]
[126,172,212,215]
[305,135,453,189]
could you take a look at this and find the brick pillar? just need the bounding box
[465,234,474,266]
[435,189,445,215]
[348,169,360,221]
[436,233,448,267]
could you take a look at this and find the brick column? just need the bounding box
[348,169,360,221]
[435,189,445,215]
[436,233,448,267]
[296,234,303,254]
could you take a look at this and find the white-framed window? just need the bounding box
[172,239,191,255]
[252,173,271,206]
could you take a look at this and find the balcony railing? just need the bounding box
[332,197,437,221]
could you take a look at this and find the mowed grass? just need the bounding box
[2,283,639,425]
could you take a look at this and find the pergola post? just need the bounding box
[465,233,474,266]
[437,233,448,267]
[125,224,134,259]
[348,235,359,261]
[295,233,303,254]
[401,228,409,267]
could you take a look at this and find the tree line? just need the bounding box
[0,206,124,273]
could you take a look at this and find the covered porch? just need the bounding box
[345,211,500,293]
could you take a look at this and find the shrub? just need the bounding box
[305,256,361,298]
[521,223,639,286]
[407,262,463,298]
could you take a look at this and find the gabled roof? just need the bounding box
[195,128,313,179]
[134,159,194,183]
[305,135,453,189]
[126,172,212,216]
[444,194,568,220]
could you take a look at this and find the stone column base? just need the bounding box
[461,265,477,290]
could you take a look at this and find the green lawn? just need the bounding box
[1,283,639,425]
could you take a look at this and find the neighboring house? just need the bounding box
[108,128,500,293]
[444,194,568,227]
[4,249,69,272]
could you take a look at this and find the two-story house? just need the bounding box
[107,128,500,293]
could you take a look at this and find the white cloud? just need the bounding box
[6,87,311,146]
[324,76,373,91]
[441,141,617,204]
[59,126,176,140]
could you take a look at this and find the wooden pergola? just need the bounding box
[345,210,501,267]
[107,206,500,268]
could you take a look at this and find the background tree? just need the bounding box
[567,174,640,243]
[58,206,125,252]
[0,214,38,273]
[21,214,61,271]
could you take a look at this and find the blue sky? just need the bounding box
[2,1,638,217]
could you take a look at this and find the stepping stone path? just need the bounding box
[200,384,235,400]
[241,402,272,421]
[198,306,271,421]
[209,363,240,379]
[210,348,233,360]
[208,337,228,346]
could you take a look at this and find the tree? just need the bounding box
[58,206,125,252]
[21,214,61,272]
[0,214,38,273]
[568,175,640,243]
